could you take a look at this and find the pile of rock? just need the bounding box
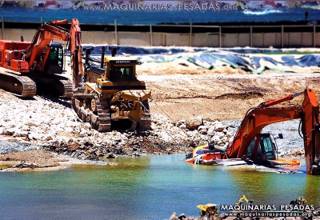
[43,115,236,160]
[0,92,236,160]
[176,117,237,149]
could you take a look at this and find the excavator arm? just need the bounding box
[49,18,84,88]
[26,23,69,71]
[25,18,83,88]
[226,106,301,158]
[301,89,320,174]
[225,88,320,174]
[68,18,84,88]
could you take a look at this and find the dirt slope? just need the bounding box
[141,73,320,122]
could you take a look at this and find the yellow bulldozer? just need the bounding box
[72,46,151,132]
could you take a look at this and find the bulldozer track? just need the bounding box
[0,70,36,98]
[72,95,112,132]
[95,99,112,132]
[138,101,151,131]
[72,93,152,132]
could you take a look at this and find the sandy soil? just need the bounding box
[139,72,320,122]
[0,149,113,172]
[0,150,69,172]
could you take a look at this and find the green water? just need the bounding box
[0,154,319,220]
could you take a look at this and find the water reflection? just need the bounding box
[0,155,319,220]
[303,175,320,205]
[226,168,320,206]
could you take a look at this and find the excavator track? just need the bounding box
[72,94,112,132]
[30,74,73,98]
[55,78,73,98]
[0,69,36,98]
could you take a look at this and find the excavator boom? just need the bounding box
[49,18,83,88]
[26,23,69,71]
[225,88,320,175]
[226,106,302,158]
[69,18,84,88]
[301,89,320,174]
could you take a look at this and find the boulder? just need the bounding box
[106,153,116,159]
[176,120,186,127]
[207,127,216,136]
[210,132,225,145]
[186,117,203,130]
[2,128,14,136]
[27,132,42,140]
[179,124,187,130]
[13,130,29,138]
[198,125,208,134]
[213,121,225,132]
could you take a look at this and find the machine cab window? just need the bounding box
[45,43,64,75]
[260,134,277,160]
[109,65,135,81]
[246,133,277,162]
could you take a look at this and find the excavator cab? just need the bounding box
[44,43,64,75]
[246,133,278,164]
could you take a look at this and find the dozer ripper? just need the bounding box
[187,88,320,175]
[71,44,151,132]
[0,19,81,98]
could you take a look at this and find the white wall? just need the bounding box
[1,28,317,48]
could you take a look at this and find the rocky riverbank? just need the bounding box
[0,90,237,163]
[0,82,307,171]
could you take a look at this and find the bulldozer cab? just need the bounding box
[246,133,278,163]
[106,58,137,82]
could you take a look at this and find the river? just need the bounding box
[0,154,319,220]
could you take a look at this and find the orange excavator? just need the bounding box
[0,18,82,98]
[187,88,320,175]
